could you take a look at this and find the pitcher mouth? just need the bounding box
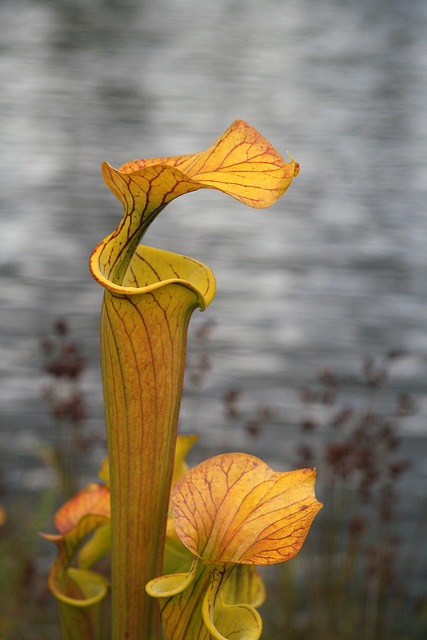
[90,243,215,310]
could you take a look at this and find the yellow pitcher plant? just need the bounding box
[43,120,321,640]
[147,453,322,640]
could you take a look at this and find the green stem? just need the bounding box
[101,282,201,640]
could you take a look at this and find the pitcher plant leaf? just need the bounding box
[87,122,300,640]
[90,120,298,285]
[54,483,111,535]
[41,514,110,640]
[171,453,322,565]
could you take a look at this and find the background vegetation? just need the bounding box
[0,319,425,639]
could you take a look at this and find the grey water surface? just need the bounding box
[0,0,426,532]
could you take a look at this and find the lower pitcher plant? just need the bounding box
[42,120,322,640]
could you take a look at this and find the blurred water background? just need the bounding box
[0,0,426,633]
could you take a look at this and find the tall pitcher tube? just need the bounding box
[92,244,215,639]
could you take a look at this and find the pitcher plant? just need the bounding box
[43,120,322,640]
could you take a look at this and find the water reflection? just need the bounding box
[0,0,426,479]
